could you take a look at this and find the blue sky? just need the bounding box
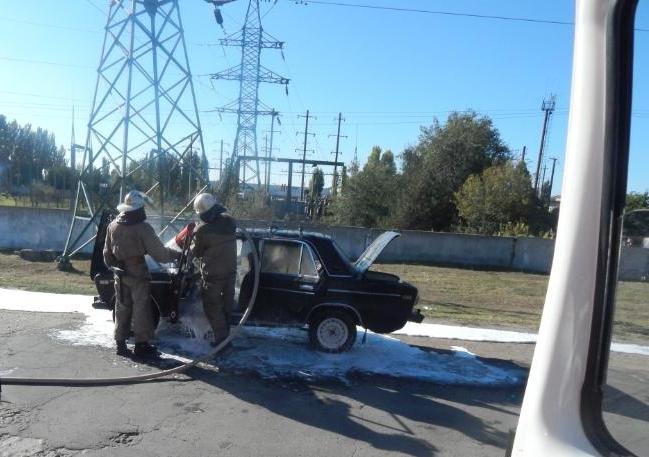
[1,0,648,192]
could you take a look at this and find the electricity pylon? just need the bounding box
[211,0,289,191]
[534,95,556,195]
[59,0,207,265]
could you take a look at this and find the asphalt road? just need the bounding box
[0,310,646,457]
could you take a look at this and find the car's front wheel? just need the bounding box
[308,309,357,353]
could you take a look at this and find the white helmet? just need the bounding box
[194,192,218,215]
[117,190,152,213]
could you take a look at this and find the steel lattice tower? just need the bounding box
[211,0,288,190]
[60,0,207,263]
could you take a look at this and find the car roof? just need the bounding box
[242,228,333,243]
[241,228,353,276]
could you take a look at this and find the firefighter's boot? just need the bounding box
[116,340,130,356]
[134,342,159,358]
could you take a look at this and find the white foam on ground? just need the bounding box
[610,342,649,356]
[215,327,523,386]
[0,288,524,385]
[156,296,525,386]
[0,288,89,314]
[0,288,649,365]
[0,436,46,456]
[394,321,649,356]
[395,322,537,343]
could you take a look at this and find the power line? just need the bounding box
[82,0,108,17]
[292,0,649,32]
[0,16,98,33]
[0,90,87,102]
[0,56,94,69]
[294,1,573,26]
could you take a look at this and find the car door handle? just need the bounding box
[299,284,314,291]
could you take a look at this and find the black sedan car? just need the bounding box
[91,212,423,353]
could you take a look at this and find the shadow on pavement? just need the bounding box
[131,347,527,457]
[604,384,649,423]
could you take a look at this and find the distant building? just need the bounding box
[243,183,332,202]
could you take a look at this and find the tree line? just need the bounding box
[0,114,208,210]
[0,115,72,194]
[7,110,648,239]
[327,111,557,236]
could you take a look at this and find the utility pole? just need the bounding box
[188,143,193,201]
[297,110,315,201]
[70,106,76,172]
[329,112,347,195]
[219,139,224,182]
[548,157,558,201]
[267,110,280,192]
[263,135,269,192]
[521,145,526,163]
[534,95,556,195]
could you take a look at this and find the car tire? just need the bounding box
[308,309,357,353]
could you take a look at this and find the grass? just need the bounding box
[0,251,646,343]
[375,263,649,344]
[0,251,95,295]
[0,195,72,210]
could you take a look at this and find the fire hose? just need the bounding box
[0,228,260,387]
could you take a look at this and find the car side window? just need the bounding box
[299,246,318,277]
[261,241,301,275]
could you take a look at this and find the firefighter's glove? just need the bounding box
[174,222,196,248]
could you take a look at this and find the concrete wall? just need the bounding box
[1,206,648,281]
[0,206,83,253]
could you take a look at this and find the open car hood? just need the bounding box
[353,231,400,275]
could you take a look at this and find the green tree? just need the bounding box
[329,146,398,228]
[339,166,349,194]
[455,162,535,234]
[396,111,511,231]
[626,191,649,212]
[623,191,649,239]
[309,167,324,198]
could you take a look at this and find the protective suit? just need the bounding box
[191,193,237,345]
[103,191,177,356]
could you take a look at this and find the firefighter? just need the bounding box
[103,190,179,357]
[191,193,237,346]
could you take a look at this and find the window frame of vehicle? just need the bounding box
[254,238,323,322]
[580,0,639,455]
[260,238,322,281]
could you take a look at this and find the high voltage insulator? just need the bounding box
[204,0,236,27]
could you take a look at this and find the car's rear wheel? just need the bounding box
[308,309,357,353]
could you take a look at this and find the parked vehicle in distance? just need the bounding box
[91,212,423,353]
